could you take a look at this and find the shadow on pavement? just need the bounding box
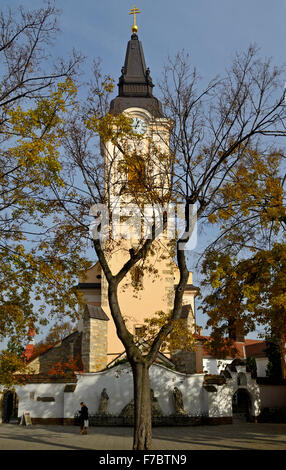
[1,422,286,451]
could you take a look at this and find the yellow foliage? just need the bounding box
[85,113,133,144]
[208,213,217,224]
[0,351,27,387]
[139,310,197,353]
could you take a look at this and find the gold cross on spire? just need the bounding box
[129,5,140,34]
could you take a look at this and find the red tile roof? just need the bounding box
[245,341,266,358]
[23,344,35,361]
[195,334,266,359]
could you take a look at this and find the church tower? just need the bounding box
[79,8,199,369]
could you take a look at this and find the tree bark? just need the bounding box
[94,232,189,451]
[132,361,152,450]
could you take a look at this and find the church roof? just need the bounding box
[244,341,267,358]
[77,282,101,290]
[174,284,200,293]
[195,334,266,360]
[109,33,163,116]
[106,346,174,370]
[85,304,109,321]
[17,374,77,384]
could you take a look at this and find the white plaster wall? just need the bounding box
[203,356,268,378]
[203,358,233,375]
[207,366,261,418]
[15,383,66,419]
[65,364,207,418]
[65,366,134,418]
[150,366,206,416]
[14,364,265,421]
[15,364,208,419]
[207,386,233,418]
[256,358,268,377]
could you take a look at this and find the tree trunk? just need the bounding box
[132,361,152,450]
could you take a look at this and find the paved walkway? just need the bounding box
[0,422,286,450]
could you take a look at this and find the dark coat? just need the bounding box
[79,405,88,423]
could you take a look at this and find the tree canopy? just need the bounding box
[0,3,87,381]
[1,3,286,450]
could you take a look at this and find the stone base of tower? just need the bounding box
[80,304,109,372]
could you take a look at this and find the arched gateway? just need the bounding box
[1,391,18,423]
[232,388,252,422]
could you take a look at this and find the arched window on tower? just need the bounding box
[127,154,146,190]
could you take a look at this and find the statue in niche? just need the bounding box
[151,389,163,417]
[173,387,186,416]
[119,390,163,418]
[97,388,109,415]
[120,399,134,418]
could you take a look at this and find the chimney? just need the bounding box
[23,326,35,361]
[228,319,245,343]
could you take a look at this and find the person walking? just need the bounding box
[79,401,89,435]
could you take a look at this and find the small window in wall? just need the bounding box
[237,372,247,386]
[134,325,145,339]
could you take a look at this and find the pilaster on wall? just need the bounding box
[81,316,91,372]
[89,318,108,372]
[81,305,109,372]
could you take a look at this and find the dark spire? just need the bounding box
[118,33,154,98]
[109,33,163,117]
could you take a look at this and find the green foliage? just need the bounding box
[140,310,197,354]
[265,335,282,380]
[200,243,286,342]
[7,339,25,358]
[0,4,87,373]
[246,356,257,378]
[0,350,27,388]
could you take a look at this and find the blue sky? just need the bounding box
[4,0,286,88]
[2,0,286,339]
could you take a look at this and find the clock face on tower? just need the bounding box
[131,117,147,135]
